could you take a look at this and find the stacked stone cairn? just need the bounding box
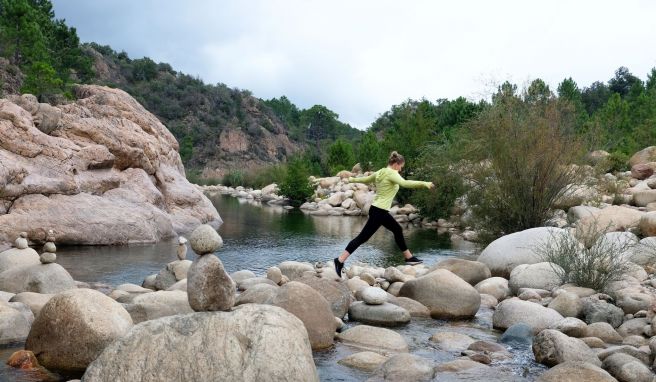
[186,224,235,312]
[40,230,57,264]
[176,236,188,261]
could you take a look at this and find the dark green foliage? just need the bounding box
[279,156,313,206]
[356,131,383,171]
[606,151,629,173]
[222,170,244,187]
[327,138,355,175]
[20,60,61,97]
[608,66,642,98]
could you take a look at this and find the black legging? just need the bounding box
[345,205,408,254]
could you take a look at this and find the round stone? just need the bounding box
[189,225,223,255]
[43,242,56,253]
[266,266,283,285]
[361,287,387,305]
[40,252,56,264]
[15,238,28,250]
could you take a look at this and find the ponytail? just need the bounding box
[388,151,405,166]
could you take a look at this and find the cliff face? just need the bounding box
[0,85,221,245]
[85,47,302,178]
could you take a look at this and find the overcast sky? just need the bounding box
[52,0,656,128]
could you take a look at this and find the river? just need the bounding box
[0,194,545,381]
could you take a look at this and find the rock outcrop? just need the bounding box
[0,86,221,245]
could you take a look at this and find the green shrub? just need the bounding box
[534,222,633,291]
[607,151,630,173]
[185,169,219,186]
[279,156,313,206]
[222,170,244,187]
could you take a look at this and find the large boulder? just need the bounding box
[629,146,656,167]
[337,351,388,372]
[9,292,54,317]
[548,291,583,318]
[270,281,336,350]
[634,190,656,207]
[186,254,235,312]
[577,206,644,233]
[639,212,656,237]
[296,275,352,318]
[82,304,319,382]
[477,227,568,277]
[536,361,617,382]
[368,354,435,382]
[0,85,221,245]
[532,329,601,367]
[602,353,655,382]
[430,258,491,285]
[581,297,624,328]
[0,247,40,273]
[0,301,31,344]
[399,269,480,319]
[509,262,563,294]
[153,260,192,290]
[235,283,279,305]
[0,263,75,294]
[25,288,133,373]
[493,298,564,334]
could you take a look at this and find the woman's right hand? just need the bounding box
[428,182,435,189]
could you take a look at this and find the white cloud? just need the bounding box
[53,0,656,128]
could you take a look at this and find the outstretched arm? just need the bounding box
[389,171,432,189]
[348,172,376,184]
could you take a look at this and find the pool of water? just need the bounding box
[1,194,545,381]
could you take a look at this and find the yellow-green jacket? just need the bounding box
[348,167,431,211]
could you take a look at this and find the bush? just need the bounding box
[463,94,585,242]
[279,156,313,206]
[222,170,244,187]
[241,164,287,189]
[534,222,633,291]
[607,151,630,173]
[186,169,219,186]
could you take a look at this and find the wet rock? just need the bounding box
[474,277,511,301]
[271,281,336,350]
[336,325,409,353]
[536,361,617,382]
[429,331,475,352]
[500,323,534,345]
[368,354,435,382]
[338,351,388,372]
[348,302,411,327]
[430,258,491,285]
[25,288,133,373]
[82,304,319,382]
[399,269,480,319]
[187,254,235,312]
[434,358,489,373]
[602,353,654,382]
[532,329,601,367]
[189,224,223,255]
[0,263,75,294]
[6,350,40,370]
[477,227,569,277]
[493,298,564,334]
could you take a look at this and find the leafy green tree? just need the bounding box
[557,77,581,102]
[280,156,313,206]
[582,81,611,115]
[179,135,193,163]
[0,0,48,66]
[525,78,552,104]
[327,138,356,174]
[608,66,641,98]
[356,131,382,171]
[21,60,62,98]
[132,57,158,81]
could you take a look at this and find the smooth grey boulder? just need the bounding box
[536,361,617,382]
[348,301,410,327]
[9,292,54,317]
[509,262,563,295]
[0,301,31,344]
[368,353,435,382]
[82,304,319,382]
[0,263,76,294]
[124,290,193,323]
[337,325,408,353]
[493,298,564,334]
[235,283,279,306]
[278,261,314,280]
[474,277,511,301]
[500,323,534,345]
[602,353,655,382]
[431,258,491,285]
[230,269,256,284]
[296,275,352,318]
[582,297,624,328]
[337,351,388,372]
[189,224,223,254]
[0,247,40,273]
[187,254,235,312]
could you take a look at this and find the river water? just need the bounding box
[0,194,545,381]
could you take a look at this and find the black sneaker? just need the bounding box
[333,258,344,276]
[404,256,423,265]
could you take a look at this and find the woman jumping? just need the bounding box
[333,151,434,276]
